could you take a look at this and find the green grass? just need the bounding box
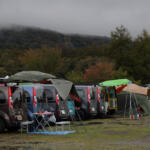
[1,116,150,150]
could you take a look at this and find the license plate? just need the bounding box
[16,115,22,121]
[92,107,95,111]
[61,110,66,114]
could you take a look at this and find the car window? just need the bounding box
[44,89,54,103]
[100,88,105,99]
[0,91,6,104]
[24,91,31,103]
[109,88,116,98]
[90,87,95,99]
[76,89,85,98]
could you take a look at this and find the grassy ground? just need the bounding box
[1,116,150,150]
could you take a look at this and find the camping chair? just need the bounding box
[20,120,34,134]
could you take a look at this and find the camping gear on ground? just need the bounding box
[75,85,98,119]
[27,130,75,135]
[0,85,25,132]
[32,111,53,131]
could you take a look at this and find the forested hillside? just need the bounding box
[0,26,109,49]
[0,25,150,84]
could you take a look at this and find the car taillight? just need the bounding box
[33,87,37,107]
[56,94,60,104]
[97,87,100,102]
[10,116,15,121]
[88,108,91,111]
[57,111,60,115]
[8,87,13,108]
[87,87,91,103]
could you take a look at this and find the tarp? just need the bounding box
[122,84,149,96]
[8,71,80,102]
[8,71,56,82]
[27,131,75,135]
[99,79,131,87]
[50,78,73,100]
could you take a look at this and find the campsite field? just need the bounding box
[1,116,150,150]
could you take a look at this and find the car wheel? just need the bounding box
[0,117,5,133]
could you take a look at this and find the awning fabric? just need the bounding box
[8,71,80,101]
[123,84,149,96]
[50,78,73,100]
[8,71,56,82]
[99,79,131,86]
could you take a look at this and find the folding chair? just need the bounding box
[20,120,34,134]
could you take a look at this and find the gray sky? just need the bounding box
[0,0,150,37]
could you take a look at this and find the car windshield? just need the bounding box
[100,88,105,99]
[12,87,23,102]
[76,89,85,98]
[89,87,95,100]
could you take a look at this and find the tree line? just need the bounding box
[0,25,150,84]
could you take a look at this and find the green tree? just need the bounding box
[66,70,85,83]
[20,46,62,75]
[129,30,150,83]
[109,25,133,69]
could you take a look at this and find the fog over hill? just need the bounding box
[0,25,110,49]
[0,0,150,37]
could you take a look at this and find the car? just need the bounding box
[105,86,118,115]
[75,85,98,119]
[0,84,25,132]
[95,86,108,117]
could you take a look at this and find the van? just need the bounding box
[21,86,37,121]
[75,85,97,119]
[0,85,24,132]
[32,84,69,121]
[106,86,118,114]
[95,86,108,117]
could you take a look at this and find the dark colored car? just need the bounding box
[0,85,24,132]
[75,85,98,119]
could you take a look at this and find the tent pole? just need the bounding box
[124,93,128,118]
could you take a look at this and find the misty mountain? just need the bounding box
[0,26,110,50]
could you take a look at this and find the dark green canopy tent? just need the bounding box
[8,71,78,101]
[117,91,150,116]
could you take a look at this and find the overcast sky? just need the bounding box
[0,0,150,37]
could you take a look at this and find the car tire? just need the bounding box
[0,117,5,133]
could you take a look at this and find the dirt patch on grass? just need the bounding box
[113,135,150,149]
